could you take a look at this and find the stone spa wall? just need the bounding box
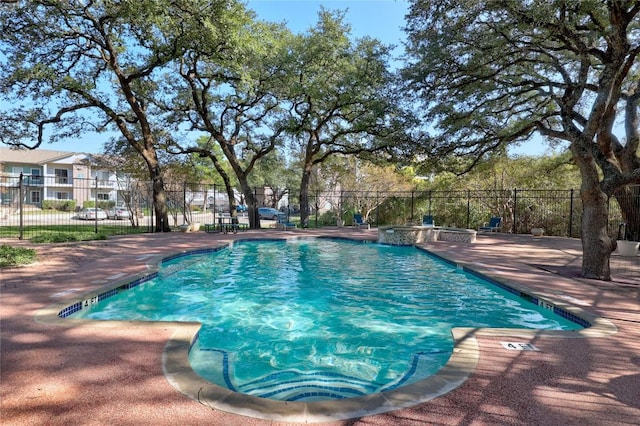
[378,226,477,245]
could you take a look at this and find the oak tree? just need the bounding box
[403,0,640,279]
[0,1,220,231]
[281,9,405,227]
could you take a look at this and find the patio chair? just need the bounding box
[223,217,240,234]
[422,215,435,227]
[353,213,370,229]
[479,217,502,232]
[276,213,296,230]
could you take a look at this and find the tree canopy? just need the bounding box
[164,6,293,227]
[280,9,404,226]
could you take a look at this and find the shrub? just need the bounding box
[318,211,337,226]
[42,200,77,212]
[0,244,37,268]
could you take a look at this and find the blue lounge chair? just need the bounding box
[276,213,296,230]
[479,217,502,232]
[422,215,435,227]
[353,213,370,229]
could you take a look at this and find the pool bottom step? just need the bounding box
[238,370,379,401]
[193,346,449,402]
[194,347,382,401]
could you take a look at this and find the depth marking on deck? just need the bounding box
[500,342,539,351]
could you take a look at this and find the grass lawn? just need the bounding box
[0,225,150,240]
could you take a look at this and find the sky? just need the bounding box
[1,0,555,156]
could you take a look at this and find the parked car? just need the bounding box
[106,206,131,220]
[258,207,281,220]
[236,204,248,212]
[279,205,299,214]
[77,207,107,220]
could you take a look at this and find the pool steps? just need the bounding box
[196,346,449,402]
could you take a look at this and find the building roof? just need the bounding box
[0,147,88,164]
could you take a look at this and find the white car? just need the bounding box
[78,208,107,220]
[106,206,131,220]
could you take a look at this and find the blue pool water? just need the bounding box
[70,238,582,401]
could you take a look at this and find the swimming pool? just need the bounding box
[68,238,583,402]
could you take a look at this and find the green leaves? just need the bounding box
[0,245,37,268]
[403,0,639,180]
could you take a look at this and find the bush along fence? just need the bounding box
[0,173,637,241]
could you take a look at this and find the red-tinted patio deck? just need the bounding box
[1,229,638,425]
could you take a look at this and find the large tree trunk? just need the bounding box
[148,164,171,233]
[197,150,259,228]
[216,167,258,229]
[572,144,615,280]
[580,188,615,280]
[135,144,170,232]
[238,180,257,229]
[299,166,313,228]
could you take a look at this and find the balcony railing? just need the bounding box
[96,179,114,188]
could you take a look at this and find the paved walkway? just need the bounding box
[1,229,638,425]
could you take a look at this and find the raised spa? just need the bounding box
[378,225,477,245]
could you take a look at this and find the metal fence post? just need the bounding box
[513,188,518,234]
[569,188,574,238]
[466,190,471,229]
[315,190,319,227]
[254,187,258,226]
[150,185,155,233]
[410,191,414,222]
[183,181,187,225]
[212,184,217,226]
[94,176,99,233]
[19,173,24,240]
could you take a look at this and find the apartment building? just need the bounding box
[0,147,122,208]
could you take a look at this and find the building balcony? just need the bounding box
[96,180,115,188]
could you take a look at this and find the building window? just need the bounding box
[54,169,69,184]
[91,171,111,187]
[55,192,70,200]
[30,168,42,185]
[30,191,40,203]
[91,171,110,179]
[97,193,110,201]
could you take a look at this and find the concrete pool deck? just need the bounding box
[1,229,638,425]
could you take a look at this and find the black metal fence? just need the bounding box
[306,187,636,239]
[0,174,637,241]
